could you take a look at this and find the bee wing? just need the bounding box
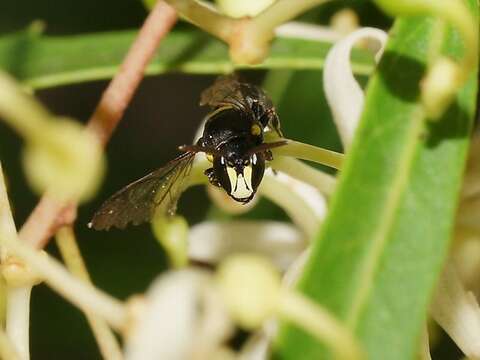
[201,75,283,136]
[89,152,195,230]
[200,75,248,110]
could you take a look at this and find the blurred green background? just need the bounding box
[0,0,463,358]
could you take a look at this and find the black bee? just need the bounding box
[89,76,286,230]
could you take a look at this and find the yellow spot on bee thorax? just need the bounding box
[206,153,214,163]
[251,124,262,136]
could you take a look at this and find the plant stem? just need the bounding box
[0,327,20,360]
[160,0,331,64]
[3,236,128,330]
[56,227,123,360]
[164,0,234,41]
[87,1,178,146]
[6,287,32,360]
[0,164,18,262]
[0,164,32,360]
[19,0,178,249]
[232,0,331,63]
[19,197,75,249]
[272,139,344,170]
[0,71,51,138]
[249,0,330,36]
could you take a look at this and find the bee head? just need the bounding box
[213,151,265,203]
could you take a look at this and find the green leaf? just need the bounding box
[277,5,478,360]
[0,29,374,90]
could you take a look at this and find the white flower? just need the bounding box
[125,270,233,360]
[430,262,480,358]
[188,220,306,270]
[323,27,387,149]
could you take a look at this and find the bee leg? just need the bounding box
[204,168,221,187]
[264,150,273,161]
[268,111,284,138]
[264,150,278,175]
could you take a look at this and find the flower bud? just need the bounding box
[216,254,280,329]
[22,118,105,202]
[421,57,460,120]
[151,215,189,268]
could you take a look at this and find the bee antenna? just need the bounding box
[247,140,288,155]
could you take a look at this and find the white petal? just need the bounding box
[275,21,342,43]
[462,133,480,199]
[188,221,306,270]
[125,270,232,360]
[430,261,480,358]
[193,117,207,144]
[452,231,480,290]
[282,248,310,288]
[323,27,388,149]
[239,323,276,360]
[260,171,324,237]
[419,326,432,360]
[266,169,327,220]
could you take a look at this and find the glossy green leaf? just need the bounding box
[277,3,478,360]
[0,29,374,90]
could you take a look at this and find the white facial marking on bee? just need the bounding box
[226,165,253,199]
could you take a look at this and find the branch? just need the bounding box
[162,0,330,64]
[18,0,178,249]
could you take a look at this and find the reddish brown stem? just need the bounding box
[19,196,76,248]
[19,1,178,249]
[87,1,178,146]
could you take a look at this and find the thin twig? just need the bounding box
[2,165,127,338]
[6,287,32,360]
[86,1,178,146]
[19,0,178,249]
[18,196,75,249]
[0,163,31,359]
[2,235,128,330]
[56,227,123,360]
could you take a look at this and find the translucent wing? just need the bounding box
[89,152,195,230]
[200,75,283,136]
[200,75,248,110]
